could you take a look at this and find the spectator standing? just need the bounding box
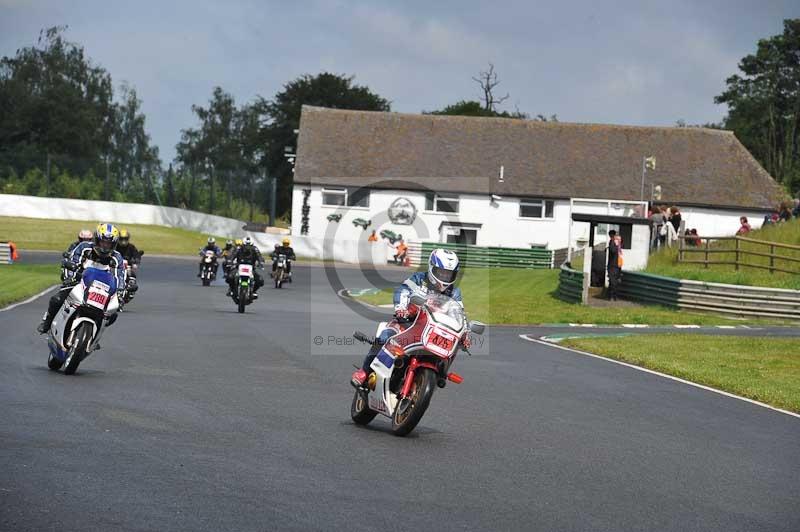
[606,230,622,301]
[658,206,670,247]
[778,202,792,222]
[669,206,682,234]
[736,216,752,235]
[650,207,665,250]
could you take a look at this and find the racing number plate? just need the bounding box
[86,281,110,309]
[238,264,253,277]
[424,325,456,357]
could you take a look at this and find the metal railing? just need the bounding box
[416,242,553,269]
[618,270,800,321]
[678,235,800,275]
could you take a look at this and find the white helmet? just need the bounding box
[243,236,253,246]
[427,249,460,291]
[207,237,216,245]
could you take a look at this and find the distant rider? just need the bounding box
[271,237,296,280]
[226,236,265,298]
[198,237,222,278]
[37,224,125,334]
[351,248,467,386]
[221,239,235,276]
[65,229,93,254]
[116,228,142,294]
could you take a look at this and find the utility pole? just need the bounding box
[45,152,51,196]
[268,173,277,227]
[104,156,110,201]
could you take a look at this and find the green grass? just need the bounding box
[0,263,58,307]
[354,268,774,325]
[0,216,232,256]
[645,219,800,290]
[561,334,800,414]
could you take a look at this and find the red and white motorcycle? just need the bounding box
[351,291,485,436]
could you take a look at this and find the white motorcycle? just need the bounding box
[47,260,120,375]
[351,292,485,436]
[200,249,218,287]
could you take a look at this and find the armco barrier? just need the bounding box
[558,265,584,303]
[417,242,553,269]
[618,270,800,321]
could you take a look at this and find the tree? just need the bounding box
[472,63,509,113]
[0,26,114,182]
[111,83,160,198]
[715,19,800,193]
[259,73,390,214]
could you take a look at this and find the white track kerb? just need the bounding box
[0,284,58,312]
[520,334,800,420]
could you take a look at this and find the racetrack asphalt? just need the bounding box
[1,256,799,531]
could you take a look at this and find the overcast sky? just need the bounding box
[1,0,797,162]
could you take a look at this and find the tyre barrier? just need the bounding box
[618,270,800,321]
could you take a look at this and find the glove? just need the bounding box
[394,304,411,319]
[461,333,472,349]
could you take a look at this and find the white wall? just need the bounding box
[0,194,245,236]
[679,206,767,237]
[292,185,576,250]
[0,193,395,264]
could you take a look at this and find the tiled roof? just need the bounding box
[295,106,785,210]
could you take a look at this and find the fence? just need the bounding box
[678,235,800,275]
[618,270,800,321]
[557,265,584,303]
[408,242,553,269]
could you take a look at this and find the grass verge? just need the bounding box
[0,264,58,308]
[645,219,800,290]
[354,268,776,326]
[560,334,800,414]
[0,216,234,255]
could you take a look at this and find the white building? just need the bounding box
[291,106,784,266]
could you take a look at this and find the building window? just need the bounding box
[519,198,554,219]
[347,187,370,207]
[322,187,370,207]
[425,192,460,213]
[322,188,346,206]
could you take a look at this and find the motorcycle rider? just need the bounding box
[221,239,235,276]
[351,248,467,387]
[37,223,125,334]
[65,229,93,254]
[226,236,265,298]
[198,237,222,278]
[116,229,141,293]
[271,237,296,280]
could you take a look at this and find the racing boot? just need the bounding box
[351,368,368,388]
[36,312,52,334]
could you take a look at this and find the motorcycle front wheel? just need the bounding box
[47,352,63,371]
[238,286,247,313]
[64,322,93,375]
[391,368,436,436]
[351,389,378,425]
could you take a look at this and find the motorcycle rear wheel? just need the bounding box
[391,368,436,436]
[64,323,92,375]
[351,389,378,425]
